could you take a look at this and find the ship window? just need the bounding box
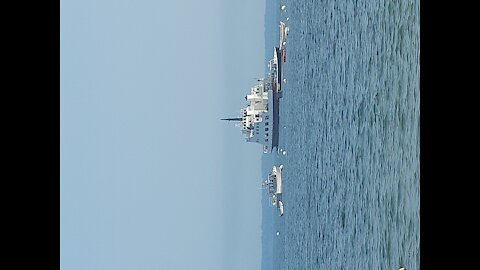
[265,128,269,131]
[265,139,269,142]
[265,122,268,126]
[265,133,269,137]
[265,116,269,120]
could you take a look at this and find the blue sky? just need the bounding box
[60,0,266,269]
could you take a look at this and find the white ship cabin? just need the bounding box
[240,84,272,150]
[238,83,268,134]
[245,113,271,146]
[262,177,278,205]
[268,59,277,71]
[222,81,273,153]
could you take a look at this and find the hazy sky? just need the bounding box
[61,0,265,269]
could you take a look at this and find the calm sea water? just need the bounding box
[264,0,420,269]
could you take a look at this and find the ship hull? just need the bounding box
[272,89,280,150]
[275,47,283,92]
[271,47,283,151]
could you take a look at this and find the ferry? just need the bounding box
[222,19,287,153]
[222,47,283,153]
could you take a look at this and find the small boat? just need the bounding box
[278,201,284,216]
[263,165,285,216]
[279,21,289,50]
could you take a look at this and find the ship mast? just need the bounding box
[220,118,242,121]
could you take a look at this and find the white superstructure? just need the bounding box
[222,79,276,153]
[263,165,284,216]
